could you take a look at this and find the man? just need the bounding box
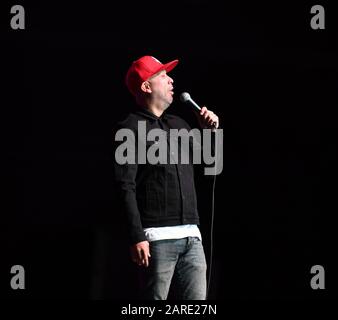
[113,56,219,300]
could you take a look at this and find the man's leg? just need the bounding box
[139,239,181,300]
[174,237,207,300]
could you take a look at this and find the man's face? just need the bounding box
[147,70,174,107]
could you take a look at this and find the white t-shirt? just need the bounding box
[143,224,202,242]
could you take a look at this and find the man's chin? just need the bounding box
[163,98,173,109]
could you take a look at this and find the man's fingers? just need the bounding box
[205,113,218,125]
[198,106,219,129]
[200,106,207,115]
[143,248,151,265]
[201,109,215,121]
[140,250,149,267]
[130,241,151,266]
[137,247,150,267]
[143,257,149,267]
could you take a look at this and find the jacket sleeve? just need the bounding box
[113,125,147,245]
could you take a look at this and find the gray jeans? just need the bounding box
[138,237,207,300]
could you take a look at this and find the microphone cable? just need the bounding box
[206,129,218,299]
[179,92,219,298]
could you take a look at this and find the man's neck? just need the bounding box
[145,103,165,118]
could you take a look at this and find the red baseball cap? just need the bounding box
[125,56,179,96]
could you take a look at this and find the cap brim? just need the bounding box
[146,59,179,82]
[162,59,179,73]
[151,59,179,78]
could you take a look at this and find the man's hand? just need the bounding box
[130,240,151,267]
[198,106,219,130]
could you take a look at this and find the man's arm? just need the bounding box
[113,126,150,267]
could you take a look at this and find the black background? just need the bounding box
[2,0,337,299]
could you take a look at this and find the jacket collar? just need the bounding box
[134,107,170,122]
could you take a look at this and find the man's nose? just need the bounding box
[168,76,173,84]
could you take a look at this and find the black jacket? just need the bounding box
[113,107,202,244]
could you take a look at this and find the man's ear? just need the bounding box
[141,81,151,93]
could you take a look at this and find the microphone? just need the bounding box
[180,92,217,129]
[180,92,201,111]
